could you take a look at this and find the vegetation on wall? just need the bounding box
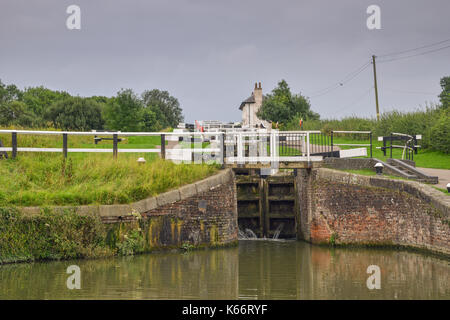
[0,207,112,264]
[0,208,155,264]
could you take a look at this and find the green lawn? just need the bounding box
[0,133,218,207]
[0,153,219,206]
[341,169,407,180]
[433,187,450,195]
[0,132,165,149]
[332,137,450,170]
[0,132,222,207]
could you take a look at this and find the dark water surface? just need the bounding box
[0,241,449,299]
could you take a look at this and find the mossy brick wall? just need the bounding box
[141,181,237,248]
[103,170,238,251]
[5,169,238,263]
[296,168,450,256]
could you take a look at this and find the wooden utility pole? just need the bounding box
[372,55,380,121]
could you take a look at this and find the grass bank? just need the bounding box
[0,128,219,206]
[0,154,219,206]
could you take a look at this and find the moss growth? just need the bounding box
[329,233,337,246]
[181,243,195,252]
[0,207,113,264]
[116,229,145,256]
[209,224,220,246]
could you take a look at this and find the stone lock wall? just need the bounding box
[140,176,238,248]
[20,169,238,251]
[296,168,450,256]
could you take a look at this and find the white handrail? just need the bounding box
[0,129,324,163]
[0,129,324,136]
[332,130,371,134]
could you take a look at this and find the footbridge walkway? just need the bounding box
[0,129,354,169]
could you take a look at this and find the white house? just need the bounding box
[239,82,271,129]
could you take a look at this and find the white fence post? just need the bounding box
[306,132,311,162]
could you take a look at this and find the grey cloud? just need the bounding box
[1,0,449,122]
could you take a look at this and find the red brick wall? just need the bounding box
[297,169,450,256]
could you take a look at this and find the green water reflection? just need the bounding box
[0,241,449,299]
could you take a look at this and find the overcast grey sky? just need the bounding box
[1,0,449,123]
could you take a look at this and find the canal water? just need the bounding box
[0,241,449,299]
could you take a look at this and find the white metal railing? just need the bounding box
[331,130,373,158]
[223,131,323,164]
[0,129,323,165]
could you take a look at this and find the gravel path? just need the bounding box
[417,167,450,189]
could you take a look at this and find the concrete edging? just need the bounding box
[18,168,234,219]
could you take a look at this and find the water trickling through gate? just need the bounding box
[235,169,297,239]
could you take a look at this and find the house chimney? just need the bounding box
[253,81,263,107]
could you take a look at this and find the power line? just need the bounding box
[378,37,450,58]
[378,43,450,63]
[307,37,450,119]
[339,86,374,113]
[309,61,371,98]
[383,88,437,95]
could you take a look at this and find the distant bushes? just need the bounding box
[46,96,105,131]
[285,106,449,154]
[429,109,450,154]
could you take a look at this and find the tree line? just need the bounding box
[257,77,449,129]
[0,80,184,132]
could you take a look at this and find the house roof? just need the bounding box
[239,94,255,110]
[239,94,266,110]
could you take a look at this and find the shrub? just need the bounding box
[0,208,111,263]
[374,107,440,148]
[429,109,450,154]
[282,106,449,153]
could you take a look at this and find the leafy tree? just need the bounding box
[21,86,70,126]
[0,80,22,104]
[88,96,112,106]
[45,96,104,131]
[141,89,183,129]
[0,79,184,132]
[439,76,450,109]
[103,89,144,131]
[141,108,161,131]
[0,100,36,127]
[257,80,319,124]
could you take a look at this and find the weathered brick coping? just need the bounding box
[317,168,450,218]
[19,169,234,218]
